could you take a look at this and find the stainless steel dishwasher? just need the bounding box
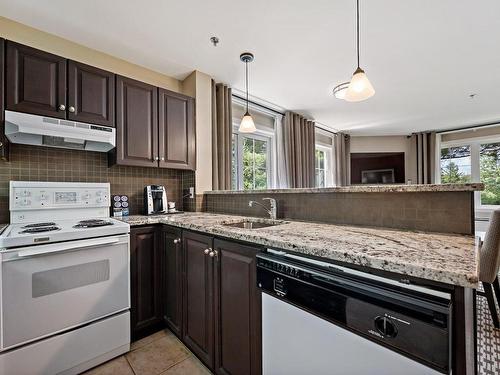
[257,250,452,375]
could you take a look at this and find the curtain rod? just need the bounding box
[436,120,500,134]
[231,94,338,135]
[232,94,284,116]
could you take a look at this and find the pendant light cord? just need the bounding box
[356,0,360,68]
[245,60,249,113]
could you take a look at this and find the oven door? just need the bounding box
[0,234,130,351]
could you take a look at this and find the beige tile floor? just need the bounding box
[83,329,212,375]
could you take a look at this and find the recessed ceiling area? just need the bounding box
[1,0,499,135]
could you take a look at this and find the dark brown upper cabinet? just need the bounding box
[214,239,262,375]
[68,60,115,127]
[182,231,215,369]
[0,38,8,161]
[158,88,195,170]
[114,75,158,167]
[161,225,183,338]
[130,226,164,341]
[6,41,67,118]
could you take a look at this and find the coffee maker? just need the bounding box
[144,185,168,215]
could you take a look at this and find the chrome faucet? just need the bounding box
[248,198,277,220]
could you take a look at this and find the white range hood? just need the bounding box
[4,110,116,152]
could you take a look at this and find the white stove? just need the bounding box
[0,217,130,249]
[0,181,131,375]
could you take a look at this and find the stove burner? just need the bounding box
[74,219,114,228]
[22,222,57,228]
[20,226,60,234]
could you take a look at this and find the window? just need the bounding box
[439,137,500,207]
[440,146,472,183]
[232,131,274,190]
[231,100,278,190]
[315,145,333,188]
[479,142,500,205]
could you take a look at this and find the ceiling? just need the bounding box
[1,0,499,135]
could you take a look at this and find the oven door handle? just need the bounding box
[14,238,121,258]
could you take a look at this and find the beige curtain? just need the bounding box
[409,132,436,184]
[334,133,350,186]
[211,81,233,190]
[282,111,316,188]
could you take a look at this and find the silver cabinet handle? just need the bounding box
[204,248,211,255]
[59,104,66,111]
[155,156,159,161]
[0,141,3,148]
[69,106,75,113]
[173,238,181,244]
[209,250,217,258]
[161,157,165,161]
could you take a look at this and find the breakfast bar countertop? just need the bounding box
[118,212,479,288]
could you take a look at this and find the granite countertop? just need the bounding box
[0,224,7,235]
[119,213,479,288]
[204,183,484,195]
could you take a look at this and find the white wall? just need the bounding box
[350,136,413,182]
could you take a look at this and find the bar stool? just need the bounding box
[478,209,500,328]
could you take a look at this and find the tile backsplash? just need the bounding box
[205,191,474,234]
[0,144,195,223]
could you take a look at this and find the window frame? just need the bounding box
[438,134,500,212]
[315,144,334,188]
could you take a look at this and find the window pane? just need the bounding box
[480,142,500,205]
[241,136,268,190]
[242,138,254,190]
[440,146,472,183]
[315,149,325,170]
[255,168,268,190]
[232,134,237,190]
[316,169,325,188]
[254,139,267,170]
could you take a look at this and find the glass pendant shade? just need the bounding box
[239,112,256,133]
[344,67,375,102]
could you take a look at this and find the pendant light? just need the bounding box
[239,52,256,133]
[344,0,375,102]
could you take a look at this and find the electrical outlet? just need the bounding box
[189,187,195,199]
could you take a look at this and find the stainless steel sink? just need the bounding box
[222,220,287,230]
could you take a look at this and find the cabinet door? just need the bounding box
[158,89,195,170]
[6,41,66,118]
[130,226,164,341]
[214,239,262,375]
[68,60,115,127]
[0,38,8,160]
[182,231,214,369]
[161,225,183,337]
[115,76,158,167]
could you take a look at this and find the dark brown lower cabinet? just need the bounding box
[214,239,262,375]
[161,225,183,337]
[182,231,215,369]
[130,226,164,341]
[129,226,262,374]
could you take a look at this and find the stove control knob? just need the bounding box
[374,316,398,338]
